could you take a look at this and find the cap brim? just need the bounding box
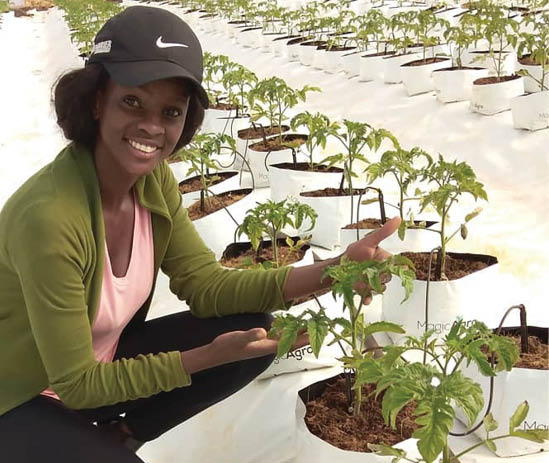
[104,60,209,109]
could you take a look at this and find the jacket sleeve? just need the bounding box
[10,200,191,409]
[158,162,293,318]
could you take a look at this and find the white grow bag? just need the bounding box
[190,188,258,259]
[470,76,524,116]
[465,50,517,77]
[359,52,393,82]
[383,53,422,84]
[180,171,241,208]
[400,58,452,96]
[511,91,549,131]
[269,164,343,202]
[298,192,381,250]
[293,373,424,463]
[432,67,490,103]
[382,253,500,343]
[456,327,549,458]
[341,50,361,77]
[320,47,356,74]
[518,61,549,94]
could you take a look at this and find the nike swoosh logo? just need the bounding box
[156,36,189,49]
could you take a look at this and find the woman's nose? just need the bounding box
[137,111,165,136]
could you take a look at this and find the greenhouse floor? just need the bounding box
[0,4,547,463]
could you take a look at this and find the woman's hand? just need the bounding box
[181,328,309,374]
[343,216,401,303]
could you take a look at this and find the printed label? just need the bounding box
[273,345,313,364]
[416,319,475,335]
[92,40,112,55]
[523,421,548,430]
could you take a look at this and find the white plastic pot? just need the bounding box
[432,67,490,103]
[382,252,499,343]
[238,27,262,48]
[286,37,308,62]
[235,125,290,173]
[260,32,286,52]
[359,52,394,82]
[321,47,357,74]
[511,91,549,131]
[456,326,549,457]
[272,35,298,56]
[383,52,422,84]
[340,222,439,253]
[470,75,524,115]
[268,163,344,202]
[400,57,452,96]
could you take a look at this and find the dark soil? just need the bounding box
[249,134,308,152]
[220,242,306,268]
[401,252,494,281]
[210,102,238,111]
[363,51,395,58]
[178,171,237,195]
[273,34,300,42]
[474,74,521,86]
[238,125,289,140]
[509,335,548,370]
[401,57,449,67]
[303,377,418,452]
[300,188,364,198]
[433,66,485,72]
[318,45,356,52]
[300,40,327,47]
[518,54,549,66]
[187,190,248,220]
[270,162,343,173]
[287,37,309,46]
[343,218,384,229]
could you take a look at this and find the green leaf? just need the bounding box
[511,429,549,443]
[442,372,483,428]
[368,443,406,458]
[485,439,497,453]
[465,207,482,222]
[307,318,329,358]
[483,413,498,433]
[398,220,406,241]
[413,396,454,463]
[363,321,405,339]
[509,401,529,433]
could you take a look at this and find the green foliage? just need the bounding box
[516,13,549,91]
[368,146,432,232]
[418,154,487,278]
[290,111,340,169]
[237,199,317,267]
[363,319,527,463]
[249,76,321,145]
[221,64,258,117]
[0,1,9,14]
[202,53,239,106]
[349,9,389,53]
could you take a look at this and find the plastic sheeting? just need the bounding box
[1,4,548,463]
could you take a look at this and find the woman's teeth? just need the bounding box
[128,139,158,153]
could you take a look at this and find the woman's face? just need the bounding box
[94,78,189,180]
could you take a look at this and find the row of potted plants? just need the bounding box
[180,0,549,130]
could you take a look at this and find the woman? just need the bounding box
[0,6,399,462]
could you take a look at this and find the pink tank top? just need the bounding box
[42,192,154,400]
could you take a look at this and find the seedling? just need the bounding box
[290,111,340,170]
[248,76,320,146]
[418,155,488,279]
[174,133,237,212]
[269,254,415,415]
[221,64,258,117]
[202,53,238,107]
[516,13,549,91]
[360,319,548,463]
[322,120,399,223]
[350,9,389,53]
[367,146,433,239]
[237,199,317,268]
[411,9,450,62]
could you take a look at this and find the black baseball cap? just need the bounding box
[87,6,209,108]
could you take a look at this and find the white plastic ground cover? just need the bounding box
[3,5,549,463]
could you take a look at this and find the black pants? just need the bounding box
[0,311,275,463]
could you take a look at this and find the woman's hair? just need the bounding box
[54,63,204,152]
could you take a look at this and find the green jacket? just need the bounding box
[0,144,291,416]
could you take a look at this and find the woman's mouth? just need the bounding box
[126,138,161,158]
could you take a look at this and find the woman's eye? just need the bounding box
[123,96,140,108]
[164,107,183,118]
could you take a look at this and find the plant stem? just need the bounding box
[451,435,513,461]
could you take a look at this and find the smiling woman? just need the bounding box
[0,5,400,463]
